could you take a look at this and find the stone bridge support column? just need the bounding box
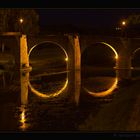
[67,34,81,105]
[73,35,81,105]
[67,34,81,70]
[116,38,132,82]
[20,35,30,105]
[73,34,81,71]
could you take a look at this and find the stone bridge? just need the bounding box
[1,32,140,81]
[1,32,140,104]
[27,33,140,80]
[79,35,140,79]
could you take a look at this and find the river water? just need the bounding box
[0,66,122,132]
[0,49,139,132]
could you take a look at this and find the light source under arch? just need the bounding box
[28,41,69,98]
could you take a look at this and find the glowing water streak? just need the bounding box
[84,77,118,97]
[19,105,29,131]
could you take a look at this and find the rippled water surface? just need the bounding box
[0,42,137,132]
[0,67,120,132]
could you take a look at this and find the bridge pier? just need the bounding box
[73,35,81,105]
[67,34,81,105]
[20,35,30,105]
[116,38,132,82]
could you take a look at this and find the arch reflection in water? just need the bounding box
[28,74,68,98]
[84,77,118,97]
[26,70,81,103]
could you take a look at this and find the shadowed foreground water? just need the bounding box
[0,68,119,132]
[0,68,140,132]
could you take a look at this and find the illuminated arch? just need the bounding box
[28,41,69,98]
[28,41,69,64]
[83,42,118,97]
[132,48,140,59]
[100,42,118,60]
[131,47,140,72]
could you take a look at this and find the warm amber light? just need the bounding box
[20,109,25,123]
[65,57,68,61]
[19,18,24,24]
[115,55,118,60]
[122,21,126,26]
[100,42,118,60]
[19,105,29,131]
[28,41,69,98]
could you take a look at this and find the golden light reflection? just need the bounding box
[84,77,118,97]
[19,105,29,131]
[20,110,25,123]
[19,18,24,24]
[122,21,126,26]
[28,77,68,98]
[115,55,118,60]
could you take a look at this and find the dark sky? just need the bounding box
[36,8,140,29]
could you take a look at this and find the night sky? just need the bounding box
[36,8,140,30]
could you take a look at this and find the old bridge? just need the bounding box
[0,32,140,104]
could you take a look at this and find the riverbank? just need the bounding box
[78,80,140,131]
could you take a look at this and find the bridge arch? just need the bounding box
[131,47,140,68]
[81,41,119,97]
[28,41,69,64]
[82,41,118,60]
[99,42,118,59]
[28,41,69,98]
[84,77,118,97]
[27,35,76,71]
[131,47,140,59]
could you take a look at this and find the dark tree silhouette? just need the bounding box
[125,14,140,36]
[0,8,39,35]
[127,14,140,25]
